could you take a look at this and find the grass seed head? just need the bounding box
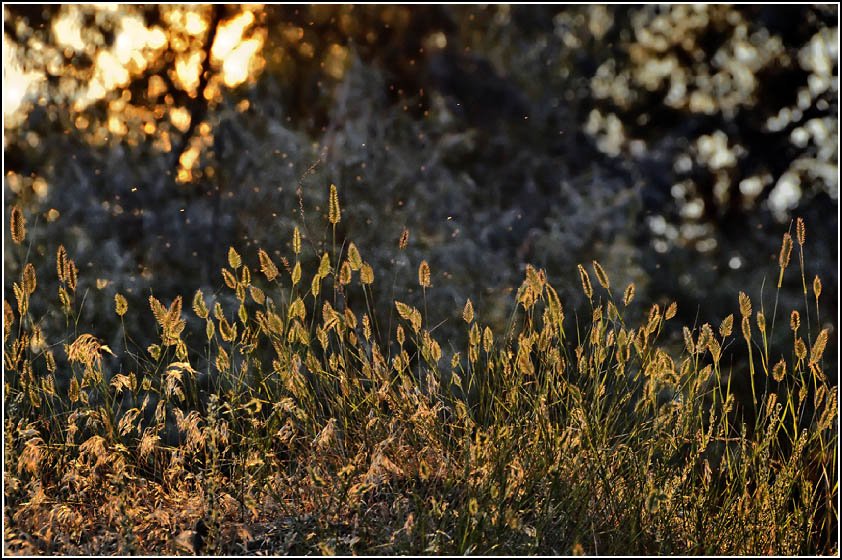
[810,329,828,365]
[779,233,792,269]
[739,291,751,317]
[10,205,25,244]
[293,226,301,255]
[592,260,610,290]
[22,263,36,296]
[57,245,68,283]
[720,314,733,338]
[360,262,374,284]
[328,183,341,225]
[228,246,242,269]
[577,264,593,300]
[115,293,128,316]
[418,260,431,288]
[348,242,362,270]
[772,358,786,382]
[623,283,635,306]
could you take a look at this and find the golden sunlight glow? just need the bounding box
[7,5,267,125]
[211,11,255,63]
[222,38,263,87]
[175,50,203,94]
[185,11,208,36]
[108,115,128,135]
[115,14,167,66]
[2,35,44,120]
[209,10,265,88]
[72,11,168,111]
[169,106,192,132]
[52,8,86,51]
[179,145,200,171]
[324,43,350,79]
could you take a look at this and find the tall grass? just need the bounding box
[3,191,837,555]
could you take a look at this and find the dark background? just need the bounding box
[4,5,837,384]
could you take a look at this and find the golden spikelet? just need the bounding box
[149,296,167,326]
[344,307,357,330]
[339,261,352,285]
[813,275,821,300]
[794,337,806,361]
[779,233,792,269]
[22,263,36,296]
[115,293,128,316]
[57,245,68,283]
[623,283,635,306]
[738,291,751,317]
[646,304,661,334]
[10,205,25,244]
[45,350,56,373]
[166,295,183,327]
[483,326,493,353]
[219,315,236,342]
[292,227,301,255]
[592,260,610,290]
[58,287,70,313]
[399,227,409,249]
[697,323,712,350]
[665,301,677,320]
[192,289,208,318]
[772,358,786,382]
[741,315,751,342]
[395,301,413,320]
[362,313,371,341]
[249,285,265,305]
[292,261,301,286]
[809,328,828,365]
[289,298,306,321]
[410,308,422,332]
[227,246,242,269]
[756,312,766,333]
[708,337,722,363]
[796,217,805,245]
[311,273,321,297]
[463,298,474,323]
[361,262,374,285]
[469,322,481,346]
[328,184,341,225]
[577,265,592,300]
[790,310,800,332]
[13,282,26,316]
[4,300,13,341]
[66,259,78,291]
[347,242,362,270]
[418,260,431,288]
[221,268,237,289]
[683,326,695,355]
[719,314,733,338]
[318,252,331,277]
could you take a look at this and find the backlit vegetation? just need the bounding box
[3,194,837,555]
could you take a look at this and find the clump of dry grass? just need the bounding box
[3,191,837,555]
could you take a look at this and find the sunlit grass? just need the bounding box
[3,191,837,555]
